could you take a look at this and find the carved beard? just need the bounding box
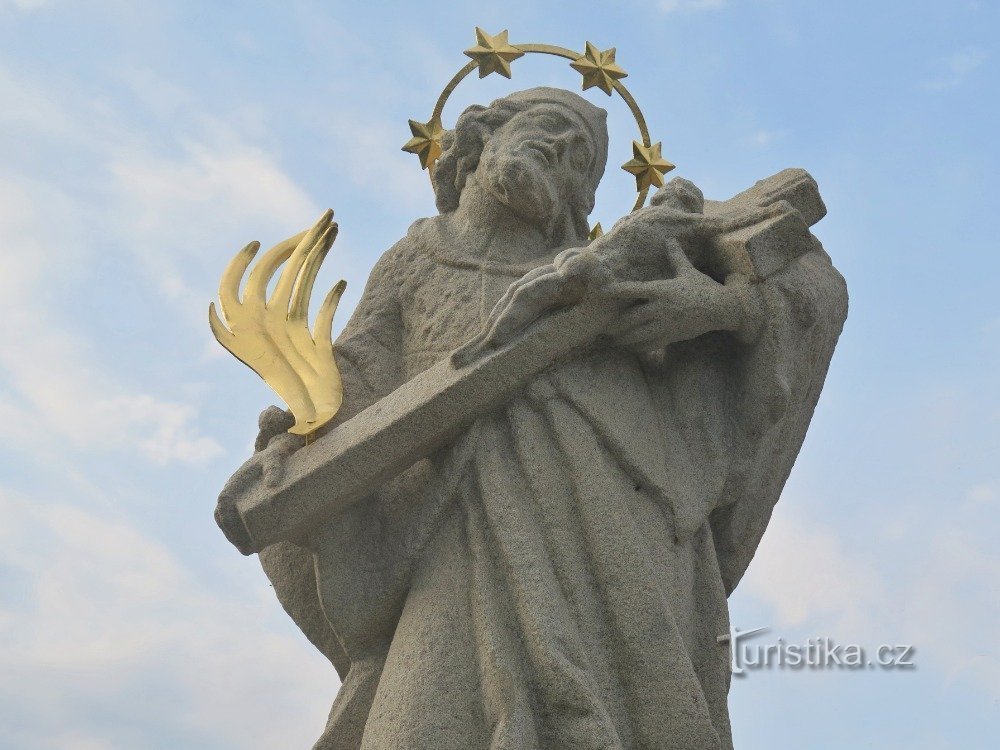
[479,139,561,236]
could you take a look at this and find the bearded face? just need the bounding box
[476,103,598,235]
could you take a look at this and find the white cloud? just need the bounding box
[741,511,884,637]
[0,58,340,744]
[0,176,224,464]
[108,137,320,326]
[741,486,1000,698]
[319,106,434,211]
[0,65,72,136]
[658,0,727,13]
[0,488,337,749]
[0,59,335,466]
[922,46,989,91]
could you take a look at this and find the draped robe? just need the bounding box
[260,212,848,750]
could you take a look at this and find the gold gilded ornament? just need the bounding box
[403,27,675,217]
[463,27,525,79]
[402,115,445,171]
[570,42,627,96]
[622,140,676,191]
[213,29,677,439]
[209,210,347,438]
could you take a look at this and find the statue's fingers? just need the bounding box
[483,311,532,348]
[290,223,338,322]
[450,334,489,368]
[602,280,658,301]
[256,405,295,452]
[664,240,698,276]
[481,281,560,348]
[454,272,564,366]
[263,433,303,487]
[483,272,554,333]
[614,319,665,349]
[271,209,334,310]
[497,278,563,329]
[472,302,537,354]
[262,454,284,487]
[515,272,566,303]
[605,302,656,337]
[488,266,554,322]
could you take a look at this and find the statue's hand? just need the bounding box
[604,243,760,352]
[451,249,610,366]
[214,406,305,554]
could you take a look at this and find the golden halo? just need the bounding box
[402,27,676,237]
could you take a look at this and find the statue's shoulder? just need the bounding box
[362,216,430,280]
[371,214,450,280]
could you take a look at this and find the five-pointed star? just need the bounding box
[570,42,628,96]
[401,115,445,170]
[621,140,676,191]
[588,222,604,240]
[464,27,524,79]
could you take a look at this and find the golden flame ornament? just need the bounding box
[209,210,347,438]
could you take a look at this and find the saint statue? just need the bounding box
[215,87,847,749]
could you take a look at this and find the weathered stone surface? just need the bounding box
[221,169,826,557]
[215,87,848,749]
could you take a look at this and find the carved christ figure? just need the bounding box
[217,87,847,749]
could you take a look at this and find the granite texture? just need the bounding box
[215,87,848,749]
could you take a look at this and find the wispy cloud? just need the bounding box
[0,488,337,749]
[0,59,331,466]
[744,128,787,148]
[0,0,51,11]
[742,485,1000,699]
[0,173,224,465]
[922,46,989,91]
[741,511,884,637]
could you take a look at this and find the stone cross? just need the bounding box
[219,168,824,555]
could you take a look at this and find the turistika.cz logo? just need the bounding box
[718,627,917,676]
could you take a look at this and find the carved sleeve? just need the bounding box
[710,240,848,594]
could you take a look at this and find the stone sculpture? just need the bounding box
[213,86,848,749]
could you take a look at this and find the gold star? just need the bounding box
[401,115,444,170]
[621,140,675,191]
[588,222,604,240]
[464,27,524,79]
[570,42,628,96]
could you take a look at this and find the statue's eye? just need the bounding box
[569,138,591,170]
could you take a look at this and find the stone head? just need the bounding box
[651,177,705,214]
[432,87,609,243]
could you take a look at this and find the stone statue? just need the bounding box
[215,87,848,749]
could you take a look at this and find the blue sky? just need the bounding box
[0,1,996,748]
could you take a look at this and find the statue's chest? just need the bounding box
[399,252,551,375]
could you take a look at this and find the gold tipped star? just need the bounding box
[588,222,604,240]
[621,140,675,191]
[401,115,445,170]
[464,27,524,79]
[570,42,628,96]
